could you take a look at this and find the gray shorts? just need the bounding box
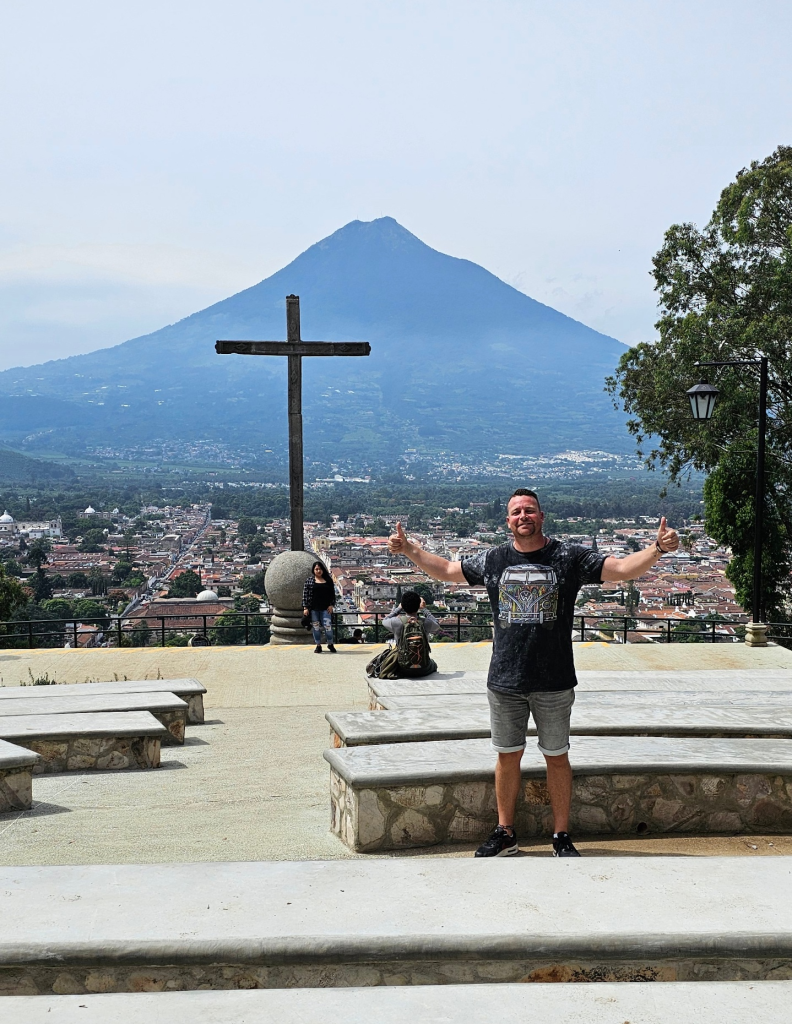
[488,687,575,756]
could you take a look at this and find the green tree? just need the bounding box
[607,146,792,619]
[237,517,258,540]
[67,572,90,588]
[0,563,27,621]
[243,570,268,596]
[42,598,74,620]
[247,535,265,562]
[31,568,54,602]
[74,599,110,628]
[26,541,50,570]
[112,560,134,583]
[79,528,107,552]
[167,569,202,598]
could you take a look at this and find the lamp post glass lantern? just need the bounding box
[686,380,720,420]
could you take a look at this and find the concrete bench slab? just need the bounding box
[325,735,792,850]
[0,739,40,813]
[0,678,206,723]
[0,711,166,773]
[6,982,792,1022]
[374,688,792,711]
[368,669,792,706]
[328,702,792,747]
[3,858,792,993]
[0,692,188,745]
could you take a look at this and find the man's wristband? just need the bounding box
[655,541,668,555]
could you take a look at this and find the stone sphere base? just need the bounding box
[265,551,330,646]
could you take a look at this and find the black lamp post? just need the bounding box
[686,357,769,627]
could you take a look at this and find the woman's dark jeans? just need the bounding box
[311,610,334,645]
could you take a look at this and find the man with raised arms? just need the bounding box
[387,488,679,858]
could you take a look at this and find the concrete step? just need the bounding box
[0,692,188,745]
[0,678,206,723]
[328,701,792,747]
[6,981,792,1022]
[0,711,166,773]
[0,738,40,812]
[324,735,792,850]
[2,858,792,994]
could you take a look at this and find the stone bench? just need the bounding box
[0,678,206,723]
[0,712,166,773]
[324,735,792,851]
[0,739,40,812]
[367,669,792,707]
[328,701,792,747]
[5,982,792,1022]
[3,858,792,993]
[373,687,792,711]
[0,692,188,745]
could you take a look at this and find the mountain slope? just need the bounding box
[0,218,630,462]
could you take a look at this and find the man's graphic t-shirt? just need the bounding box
[461,539,606,694]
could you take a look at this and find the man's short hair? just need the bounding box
[508,488,541,511]
[401,591,422,614]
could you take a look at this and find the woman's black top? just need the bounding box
[303,577,337,611]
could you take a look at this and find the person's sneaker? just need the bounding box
[475,825,518,858]
[327,644,337,653]
[552,831,581,857]
[314,645,322,653]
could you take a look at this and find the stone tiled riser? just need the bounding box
[19,735,161,773]
[3,955,792,995]
[0,765,32,811]
[330,769,792,851]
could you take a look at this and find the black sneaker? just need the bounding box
[314,645,322,653]
[327,644,337,653]
[552,831,581,857]
[475,825,518,858]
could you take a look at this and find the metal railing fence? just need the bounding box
[0,610,775,649]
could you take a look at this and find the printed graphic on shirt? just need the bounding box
[497,563,558,627]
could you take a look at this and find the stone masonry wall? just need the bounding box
[2,955,792,995]
[0,766,32,812]
[18,735,161,773]
[330,769,792,851]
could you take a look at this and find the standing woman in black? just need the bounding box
[302,560,338,653]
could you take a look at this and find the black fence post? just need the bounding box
[73,621,78,647]
[117,617,122,648]
[623,618,628,645]
[374,614,380,643]
[456,614,461,642]
[161,617,166,647]
[245,614,249,646]
[202,615,207,639]
[666,620,672,643]
[27,621,33,649]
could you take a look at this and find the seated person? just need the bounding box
[381,590,441,677]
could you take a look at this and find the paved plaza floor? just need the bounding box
[1,641,792,866]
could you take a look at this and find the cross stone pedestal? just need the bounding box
[265,551,325,646]
[745,622,769,647]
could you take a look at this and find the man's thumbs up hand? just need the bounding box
[388,521,409,554]
[656,516,679,554]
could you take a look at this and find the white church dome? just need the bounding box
[84,505,96,514]
[196,589,219,602]
[0,511,14,524]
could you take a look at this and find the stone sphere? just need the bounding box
[265,550,327,609]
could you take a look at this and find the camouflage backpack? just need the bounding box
[396,613,432,672]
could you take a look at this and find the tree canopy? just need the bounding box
[607,146,792,619]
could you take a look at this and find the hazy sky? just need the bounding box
[1,0,790,369]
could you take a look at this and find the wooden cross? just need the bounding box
[216,295,371,551]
